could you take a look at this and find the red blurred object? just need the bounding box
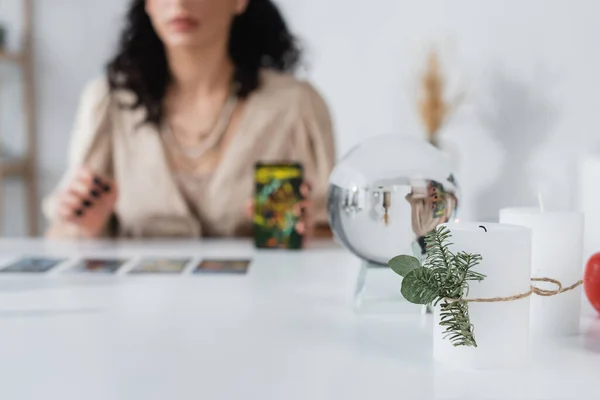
[584,253,600,314]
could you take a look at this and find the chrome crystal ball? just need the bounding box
[328,135,459,265]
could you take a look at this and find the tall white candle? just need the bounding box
[579,155,600,261]
[434,223,531,369]
[499,208,584,336]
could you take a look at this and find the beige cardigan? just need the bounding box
[44,70,336,238]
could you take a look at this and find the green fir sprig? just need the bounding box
[389,226,486,347]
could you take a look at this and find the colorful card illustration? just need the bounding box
[69,259,126,274]
[194,259,251,275]
[254,163,304,250]
[0,258,64,273]
[129,258,190,274]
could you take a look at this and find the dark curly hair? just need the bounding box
[107,0,301,126]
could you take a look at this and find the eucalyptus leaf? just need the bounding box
[388,255,421,277]
[400,267,439,305]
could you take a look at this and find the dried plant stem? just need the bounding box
[418,49,463,147]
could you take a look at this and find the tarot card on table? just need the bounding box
[129,258,190,274]
[194,259,251,275]
[69,259,126,274]
[0,258,64,273]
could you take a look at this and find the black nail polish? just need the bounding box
[82,200,92,208]
[102,184,111,193]
[90,189,100,198]
[75,209,84,217]
[93,176,103,186]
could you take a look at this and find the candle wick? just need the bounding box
[479,225,488,233]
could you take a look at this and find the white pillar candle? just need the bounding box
[579,156,600,261]
[499,208,584,336]
[434,223,531,369]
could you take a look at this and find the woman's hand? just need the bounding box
[53,168,118,238]
[245,182,314,238]
[293,182,314,237]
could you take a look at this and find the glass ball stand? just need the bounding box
[354,260,409,314]
[353,256,432,315]
[329,184,433,315]
[327,136,457,316]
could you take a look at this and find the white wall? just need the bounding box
[1,0,600,234]
[278,0,600,221]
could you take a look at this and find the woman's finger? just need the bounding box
[293,200,313,218]
[75,168,95,188]
[93,175,113,193]
[58,204,80,222]
[76,168,113,194]
[295,220,306,235]
[60,186,98,218]
[297,200,313,217]
[295,199,315,238]
[64,185,95,206]
[295,217,315,241]
[68,177,96,199]
[244,199,254,220]
[300,181,313,198]
[60,191,83,208]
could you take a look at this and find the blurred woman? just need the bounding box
[406,180,457,253]
[44,0,335,238]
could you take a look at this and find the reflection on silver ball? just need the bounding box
[328,135,459,265]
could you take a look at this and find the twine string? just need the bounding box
[531,277,563,297]
[446,278,584,304]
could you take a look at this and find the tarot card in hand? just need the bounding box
[70,259,126,274]
[254,163,304,250]
[194,259,251,275]
[0,258,64,274]
[129,258,190,274]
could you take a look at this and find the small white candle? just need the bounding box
[499,208,584,336]
[434,223,531,369]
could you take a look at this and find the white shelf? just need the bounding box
[0,157,29,177]
[0,1,37,235]
[0,50,23,64]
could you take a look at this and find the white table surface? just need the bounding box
[0,239,598,400]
